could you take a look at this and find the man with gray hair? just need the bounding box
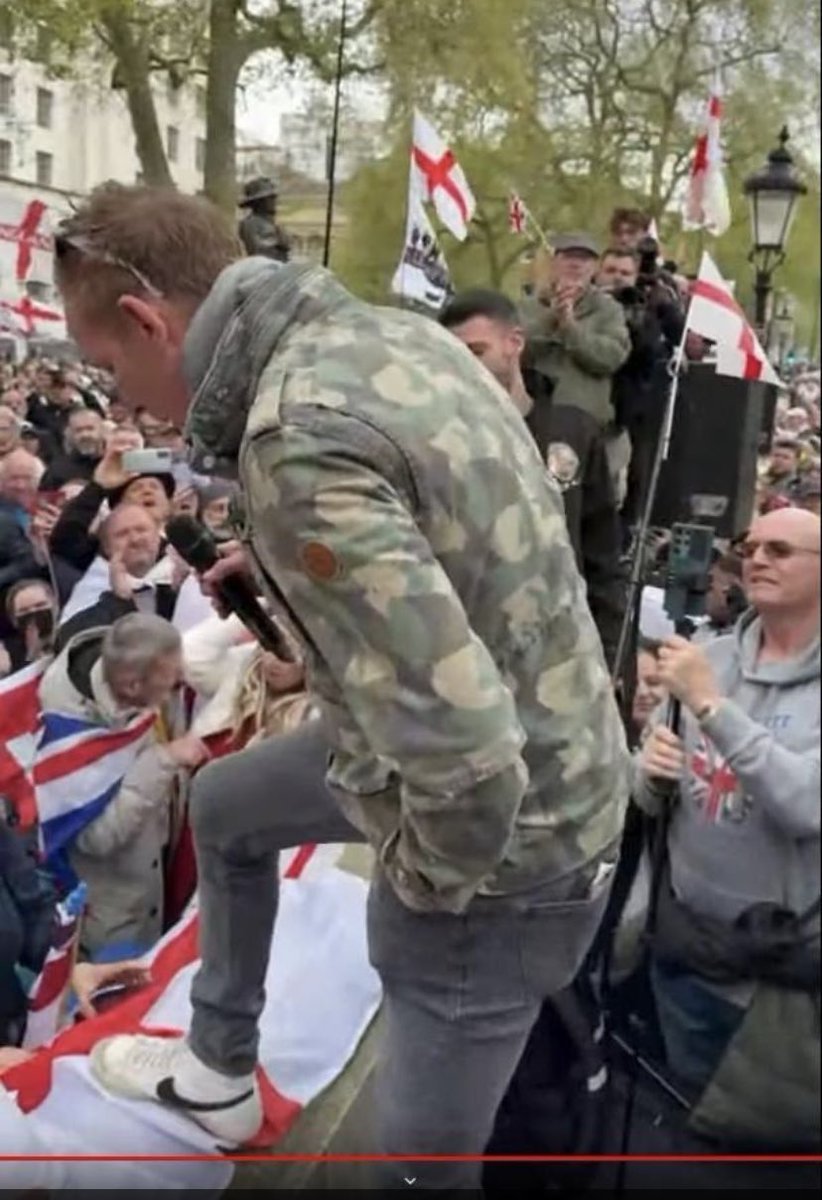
[40,612,208,954]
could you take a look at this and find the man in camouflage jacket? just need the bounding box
[53,185,629,1187]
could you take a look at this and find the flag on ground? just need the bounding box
[687,251,781,386]
[683,73,731,237]
[23,883,87,1051]
[391,171,451,309]
[411,110,476,242]
[1,847,380,1191]
[0,661,156,867]
[508,192,528,235]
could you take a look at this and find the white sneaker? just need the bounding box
[89,1034,263,1146]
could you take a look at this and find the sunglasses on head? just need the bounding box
[54,229,163,299]
[739,538,820,561]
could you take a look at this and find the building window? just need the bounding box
[36,151,53,187]
[35,25,52,61]
[0,74,12,117]
[195,137,206,172]
[0,10,14,48]
[166,125,179,163]
[0,139,11,178]
[36,87,53,129]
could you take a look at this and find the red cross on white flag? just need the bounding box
[0,198,53,283]
[686,251,781,386]
[683,73,731,237]
[508,192,527,235]
[0,294,64,337]
[411,110,476,242]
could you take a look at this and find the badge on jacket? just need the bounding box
[546,442,581,491]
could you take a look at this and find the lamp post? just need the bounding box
[743,126,807,336]
[771,291,795,372]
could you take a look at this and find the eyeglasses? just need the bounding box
[739,539,821,561]
[54,229,164,299]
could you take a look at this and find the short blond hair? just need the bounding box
[55,182,242,321]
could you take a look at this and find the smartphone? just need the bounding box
[122,447,174,474]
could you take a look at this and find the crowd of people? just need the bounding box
[0,186,818,1174]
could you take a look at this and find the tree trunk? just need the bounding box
[99,3,174,188]
[203,0,243,213]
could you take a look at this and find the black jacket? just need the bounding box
[56,584,178,652]
[0,818,56,1045]
[523,368,625,669]
[48,479,108,573]
[610,289,684,433]
[40,449,101,491]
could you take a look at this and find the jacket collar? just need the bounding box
[182,257,328,478]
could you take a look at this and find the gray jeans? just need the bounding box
[188,722,610,1189]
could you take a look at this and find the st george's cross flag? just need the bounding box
[411,110,476,241]
[0,661,155,869]
[686,251,781,386]
[0,195,54,285]
[683,73,731,237]
[0,846,381,1194]
[508,192,528,235]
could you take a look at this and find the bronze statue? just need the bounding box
[238,176,291,263]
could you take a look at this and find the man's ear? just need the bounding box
[117,295,169,343]
[511,327,526,356]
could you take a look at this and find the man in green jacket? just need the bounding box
[523,232,631,496]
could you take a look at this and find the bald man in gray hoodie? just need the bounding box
[636,507,820,1122]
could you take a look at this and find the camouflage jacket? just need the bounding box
[238,212,291,262]
[184,260,630,913]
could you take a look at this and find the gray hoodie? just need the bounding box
[636,610,820,924]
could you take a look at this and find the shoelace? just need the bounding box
[128,1036,184,1072]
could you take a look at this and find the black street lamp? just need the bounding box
[743,126,807,333]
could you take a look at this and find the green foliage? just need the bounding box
[337,0,821,335]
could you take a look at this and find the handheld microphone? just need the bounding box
[165,514,294,662]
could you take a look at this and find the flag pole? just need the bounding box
[322,0,347,268]
[611,313,691,685]
[525,210,552,253]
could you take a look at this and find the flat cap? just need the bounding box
[550,231,600,257]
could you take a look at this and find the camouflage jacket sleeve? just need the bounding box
[242,421,529,913]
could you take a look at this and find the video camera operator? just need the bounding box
[597,243,685,540]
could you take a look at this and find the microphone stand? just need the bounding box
[611,321,690,691]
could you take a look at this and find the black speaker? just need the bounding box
[650,363,765,539]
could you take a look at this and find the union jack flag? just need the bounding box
[23,882,87,1050]
[0,662,155,877]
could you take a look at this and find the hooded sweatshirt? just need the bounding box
[636,609,820,924]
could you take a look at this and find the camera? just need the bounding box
[636,235,659,287]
